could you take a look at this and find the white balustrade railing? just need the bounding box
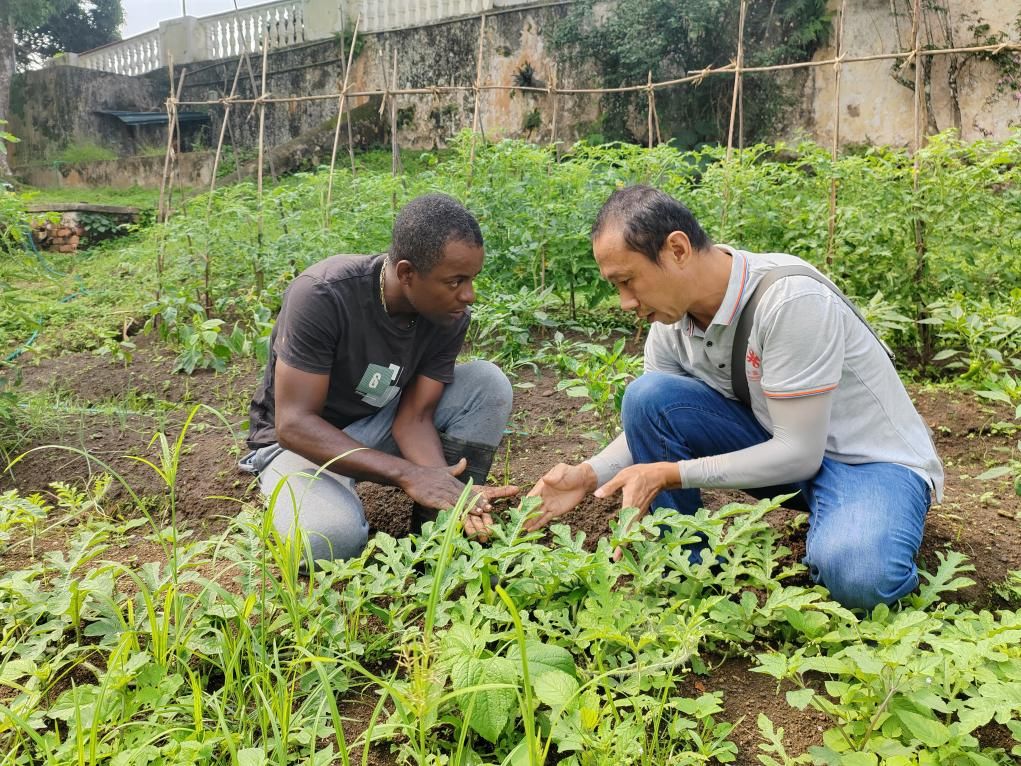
[70,0,546,75]
[77,28,161,76]
[358,0,496,32]
[203,1,306,59]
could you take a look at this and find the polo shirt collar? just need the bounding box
[710,245,749,328]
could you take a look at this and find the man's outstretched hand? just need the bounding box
[523,462,598,531]
[593,461,680,561]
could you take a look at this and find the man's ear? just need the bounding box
[395,259,417,285]
[664,230,694,266]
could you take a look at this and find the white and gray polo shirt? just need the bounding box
[641,246,944,498]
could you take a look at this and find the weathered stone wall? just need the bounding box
[798,0,1021,146]
[10,0,1018,180]
[16,152,216,190]
[9,67,165,164]
[154,3,597,157]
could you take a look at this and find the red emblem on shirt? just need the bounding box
[746,349,761,369]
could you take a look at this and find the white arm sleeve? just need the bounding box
[583,432,633,487]
[680,391,833,489]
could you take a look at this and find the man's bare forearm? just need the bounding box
[277,412,416,488]
[392,417,446,468]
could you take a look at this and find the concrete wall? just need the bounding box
[9,67,166,164]
[153,3,595,158]
[10,0,1019,181]
[799,0,1021,146]
[16,152,216,190]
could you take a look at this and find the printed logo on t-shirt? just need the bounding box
[746,348,762,383]
[356,363,403,407]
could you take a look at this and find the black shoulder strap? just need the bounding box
[730,265,895,407]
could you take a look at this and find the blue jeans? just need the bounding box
[621,373,932,611]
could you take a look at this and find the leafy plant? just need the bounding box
[551,334,642,442]
[551,0,830,146]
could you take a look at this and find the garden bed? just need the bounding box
[3,335,1019,763]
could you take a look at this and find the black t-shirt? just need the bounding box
[247,253,469,449]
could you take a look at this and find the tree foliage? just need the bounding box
[552,0,831,147]
[16,0,123,69]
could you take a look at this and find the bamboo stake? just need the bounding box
[343,17,357,175]
[154,58,181,325]
[255,27,270,296]
[549,62,560,158]
[233,0,276,181]
[157,61,184,224]
[826,0,846,266]
[721,0,747,230]
[726,0,747,161]
[390,49,401,190]
[910,0,931,363]
[208,56,245,200]
[645,72,653,150]
[326,14,361,226]
[201,55,246,315]
[468,14,487,185]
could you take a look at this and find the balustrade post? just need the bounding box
[159,16,210,66]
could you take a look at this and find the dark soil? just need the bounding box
[3,337,1019,764]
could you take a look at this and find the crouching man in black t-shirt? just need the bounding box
[240,194,518,565]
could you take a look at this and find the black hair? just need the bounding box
[388,193,483,272]
[590,185,710,263]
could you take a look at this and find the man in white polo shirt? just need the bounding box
[526,185,943,610]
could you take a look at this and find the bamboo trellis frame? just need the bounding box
[169,40,1021,110]
[156,1,1019,322]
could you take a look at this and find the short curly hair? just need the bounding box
[387,193,483,273]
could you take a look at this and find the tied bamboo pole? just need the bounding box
[202,53,247,315]
[326,14,361,225]
[157,62,186,224]
[725,0,747,161]
[826,0,847,266]
[467,14,487,186]
[390,49,401,206]
[155,59,184,326]
[910,0,931,363]
[549,62,560,159]
[646,71,654,149]
[721,0,747,231]
[254,27,270,296]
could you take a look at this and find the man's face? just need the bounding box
[593,225,690,325]
[404,239,484,326]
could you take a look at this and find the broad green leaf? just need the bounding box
[506,641,577,678]
[975,465,1012,481]
[786,688,815,710]
[462,656,518,744]
[238,748,268,766]
[839,753,878,766]
[533,669,579,710]
[895,709,950,747]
